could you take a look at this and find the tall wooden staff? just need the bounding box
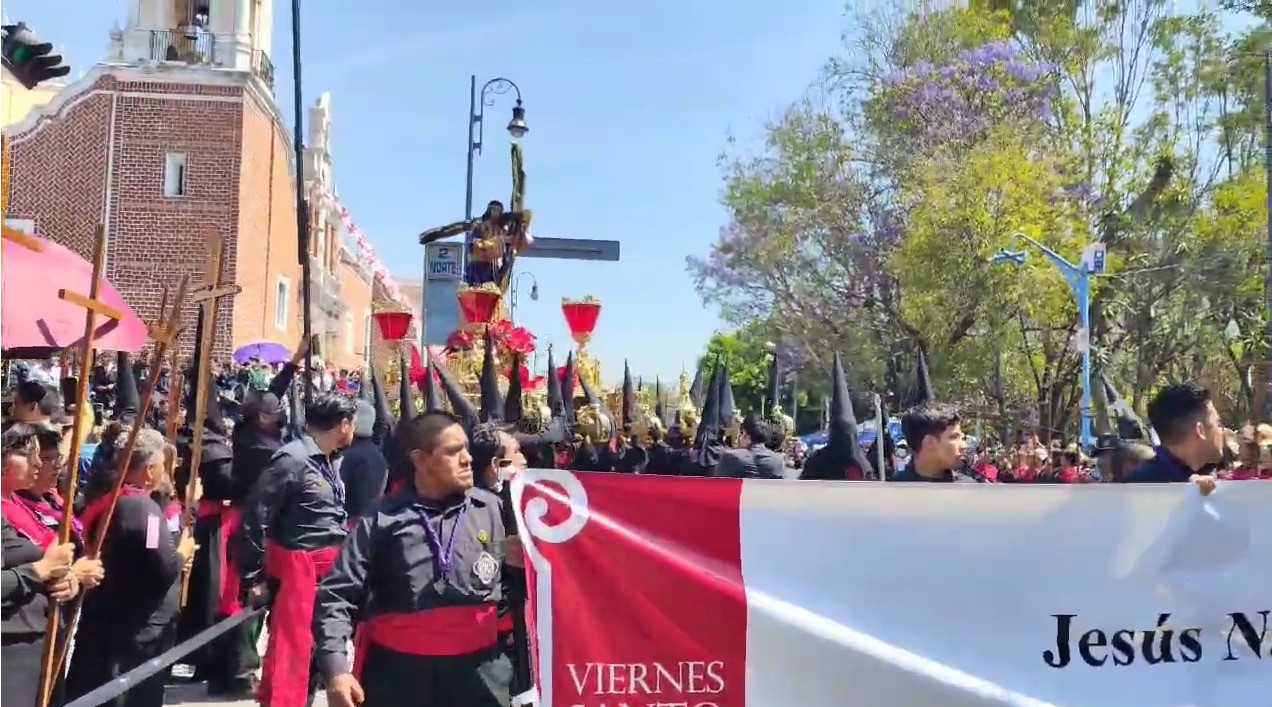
[179,234,241,606]
[35,226,126,707]
[41,275,190,702]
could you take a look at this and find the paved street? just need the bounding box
[163,683,326,706]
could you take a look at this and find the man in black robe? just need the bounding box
[314,411,522,707]
[235,392,356,707]
[339,400,389,525]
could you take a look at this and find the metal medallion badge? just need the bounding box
[473,551,499,586]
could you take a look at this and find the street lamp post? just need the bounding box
[465,75,528,221]
[509,271,539,324]
[419,75,527,346]
[991,232,1102,449]
[291,0,313,404]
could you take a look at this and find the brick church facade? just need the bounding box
[3,0,376,370]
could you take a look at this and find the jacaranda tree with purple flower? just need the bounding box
[867,40,1059,159]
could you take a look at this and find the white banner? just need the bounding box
[514,473,1272,706]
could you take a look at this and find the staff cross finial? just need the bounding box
[179,233,241,608]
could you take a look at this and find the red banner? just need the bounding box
[518,470,747,706]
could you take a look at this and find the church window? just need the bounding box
[275,277,290,330]
[163,153,187,197]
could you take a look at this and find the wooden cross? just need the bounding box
[86,275,191,558]
[44,274,192,696]
[36,225,123,707]
[179,233,241,607]
[2,223,44,251]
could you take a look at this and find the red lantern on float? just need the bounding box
[561,296,601,347]
[373,311,413,341]
[457,284,502,327]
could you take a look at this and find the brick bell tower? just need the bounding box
[3,0,324,361]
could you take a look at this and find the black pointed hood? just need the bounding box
[577,362,616,444]
[504,351,524,424]
[915,349,934,406]
[694,363,722,447]
[691,362,724,468]
[545,346,564,416]
[576,364,604,408]
[654,378,665,426]
[689,364,705,409]
[114,350,140,419]
[398,352,417,424]
[802,352,873,480]
[422,357,444,412]
[1101,374,1147,440]
[183,308,226,436]
[561,351,577,421]
[434,354,478,432]
[479,330,503,423]
[370,366,394,444]
[287,379,304,437]
[1092,370,1114,437]
[719,364,736,431]
[621,361,635,428]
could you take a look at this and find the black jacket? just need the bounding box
[1123,446,1207,483]
[339,436,389,521]
[1,519,49,640]
[714,444,785,479]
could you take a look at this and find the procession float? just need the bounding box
[371,142,670,445]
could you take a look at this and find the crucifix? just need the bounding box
[179,233,241,606]
[35,225,124,707]
[86,276,190,557]
[418,143,533,293]
[42,275,191,698]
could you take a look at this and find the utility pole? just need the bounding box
[292,0,313,405]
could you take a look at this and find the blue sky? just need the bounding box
[7,0,848,384]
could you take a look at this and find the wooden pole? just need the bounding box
[165,347,184,443]
[178,234,241,607]
[43,275,190,695]
[36,226,122,707]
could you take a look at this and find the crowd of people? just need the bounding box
[0,334,1248,707]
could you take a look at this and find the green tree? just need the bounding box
[691,0,1269,436]
[696,325,773,413]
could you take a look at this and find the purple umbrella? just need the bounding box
[233,341,291,365]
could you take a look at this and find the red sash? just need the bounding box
[196,499,242,615]
[352,604,499,680]
[80,485,146,543]
[256,540,340,707]
[2,492,57,549]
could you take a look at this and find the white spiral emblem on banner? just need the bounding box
[517,468,590,545]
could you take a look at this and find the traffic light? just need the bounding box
[1,23,70,90]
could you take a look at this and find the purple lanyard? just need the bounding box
[317,457,345,506]
[419,504,469,579]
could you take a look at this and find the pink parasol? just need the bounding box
[1,235,148,354]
